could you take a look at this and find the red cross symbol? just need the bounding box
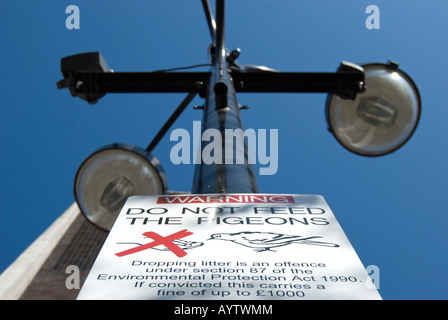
[115,229,193,258]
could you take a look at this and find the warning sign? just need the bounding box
[77,194,381,300]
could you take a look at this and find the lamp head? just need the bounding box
[74,143,168,231]
[60,52,111,104]
[326,61,421,156]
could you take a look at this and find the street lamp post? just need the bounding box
[57,0,420,231]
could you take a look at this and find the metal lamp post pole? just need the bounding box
[192,0,259,194]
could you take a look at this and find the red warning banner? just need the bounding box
[157,194,295,204]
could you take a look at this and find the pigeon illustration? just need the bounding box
[209,231,339,252]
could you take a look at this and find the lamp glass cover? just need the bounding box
[74,144,167,231]
[327,63,421,156]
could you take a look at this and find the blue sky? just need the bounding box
[1,0,447,299]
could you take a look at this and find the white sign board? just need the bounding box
[77,194,381,300]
